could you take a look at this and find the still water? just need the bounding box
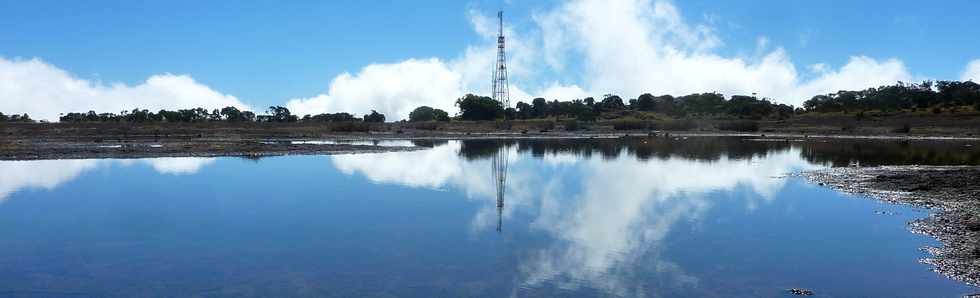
[1,137,979,297]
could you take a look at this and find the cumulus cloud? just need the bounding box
[286,0,932,115]
[963,59,980,82]
[286,10,542,121]
[0,57,250,121]
[532,0,915,106]
[286,58,465,121]
[3,0,968,118]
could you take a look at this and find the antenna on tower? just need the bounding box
[492,10,510,109]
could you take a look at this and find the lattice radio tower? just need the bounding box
[491,11,510,108]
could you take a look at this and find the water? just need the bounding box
[1,137,978,297]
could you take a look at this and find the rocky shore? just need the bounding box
[803,166,980,287]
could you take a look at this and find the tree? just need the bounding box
[409,106,438,122]
[597,94,626,112]
[433,108,450,122]
[364,110,385,123]
[267,106,297,122]
[455,94,503,121]
[636,93,656,111]
[220,106,244,121]
[531,98,548,118]
[515,101,533,119]
[305,112,359,122]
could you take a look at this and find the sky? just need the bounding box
[1,0,979,121]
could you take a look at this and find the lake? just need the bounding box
[1,137,979,297]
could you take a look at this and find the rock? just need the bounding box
[788,288,814,296]
[967,219,980,232]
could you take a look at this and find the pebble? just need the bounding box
[788,288,814,296]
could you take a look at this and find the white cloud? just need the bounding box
[286,10,542,120]
[0,57,250,121]
[3,0,968,118]
[286,58,464,121]
[962,59,980,82]
[287,0,928,115]
[532,0,914,106]
[808,63,828,73]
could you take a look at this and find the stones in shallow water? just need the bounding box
[802,166,980,288]
[787,288,814,296]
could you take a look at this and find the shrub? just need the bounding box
[330,122,371,132]
[563,120,581,131]
[409,121,439,130]
[653,119,697,131]
[409,106,450,122]
[893,123,911,134]
[612,119,648,130]
[495,120,512,130]
[855,111,866,121]
[536,121,556,131]
[716,120,760,132]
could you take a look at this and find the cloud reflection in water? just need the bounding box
[330,139,823,296]
[0,157,217,203]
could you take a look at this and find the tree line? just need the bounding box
[5,80,978,124]
[57,106,386,124]
[450,80,980,122]
[452,92,795,121]
[802,80,980,113]
[0,112,32,122]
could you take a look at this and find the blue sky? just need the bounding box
[2,0,979,120]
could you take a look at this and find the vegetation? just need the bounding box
[302,112,359,122]
[409,106,450,122]
[0,112,33,122]
[803,81,980,113]
[12,80,980,128]
[363,110,385,123]
[455,94,503,121]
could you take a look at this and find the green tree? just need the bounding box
[531,98,548,118]
[267,106,297,122]
[636,93,656,111]
[455,94,503,121]
[363,110,386,123]
[409,106,436,122]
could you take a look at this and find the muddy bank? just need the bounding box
[802,166,980,286]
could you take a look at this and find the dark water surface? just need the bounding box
[1,137,979,297]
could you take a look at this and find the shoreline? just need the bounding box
[802,166,980,287]
[3,127,980,161]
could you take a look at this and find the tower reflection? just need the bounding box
[492,144,509,233]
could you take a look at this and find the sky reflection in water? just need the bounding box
[0,138,978,297]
